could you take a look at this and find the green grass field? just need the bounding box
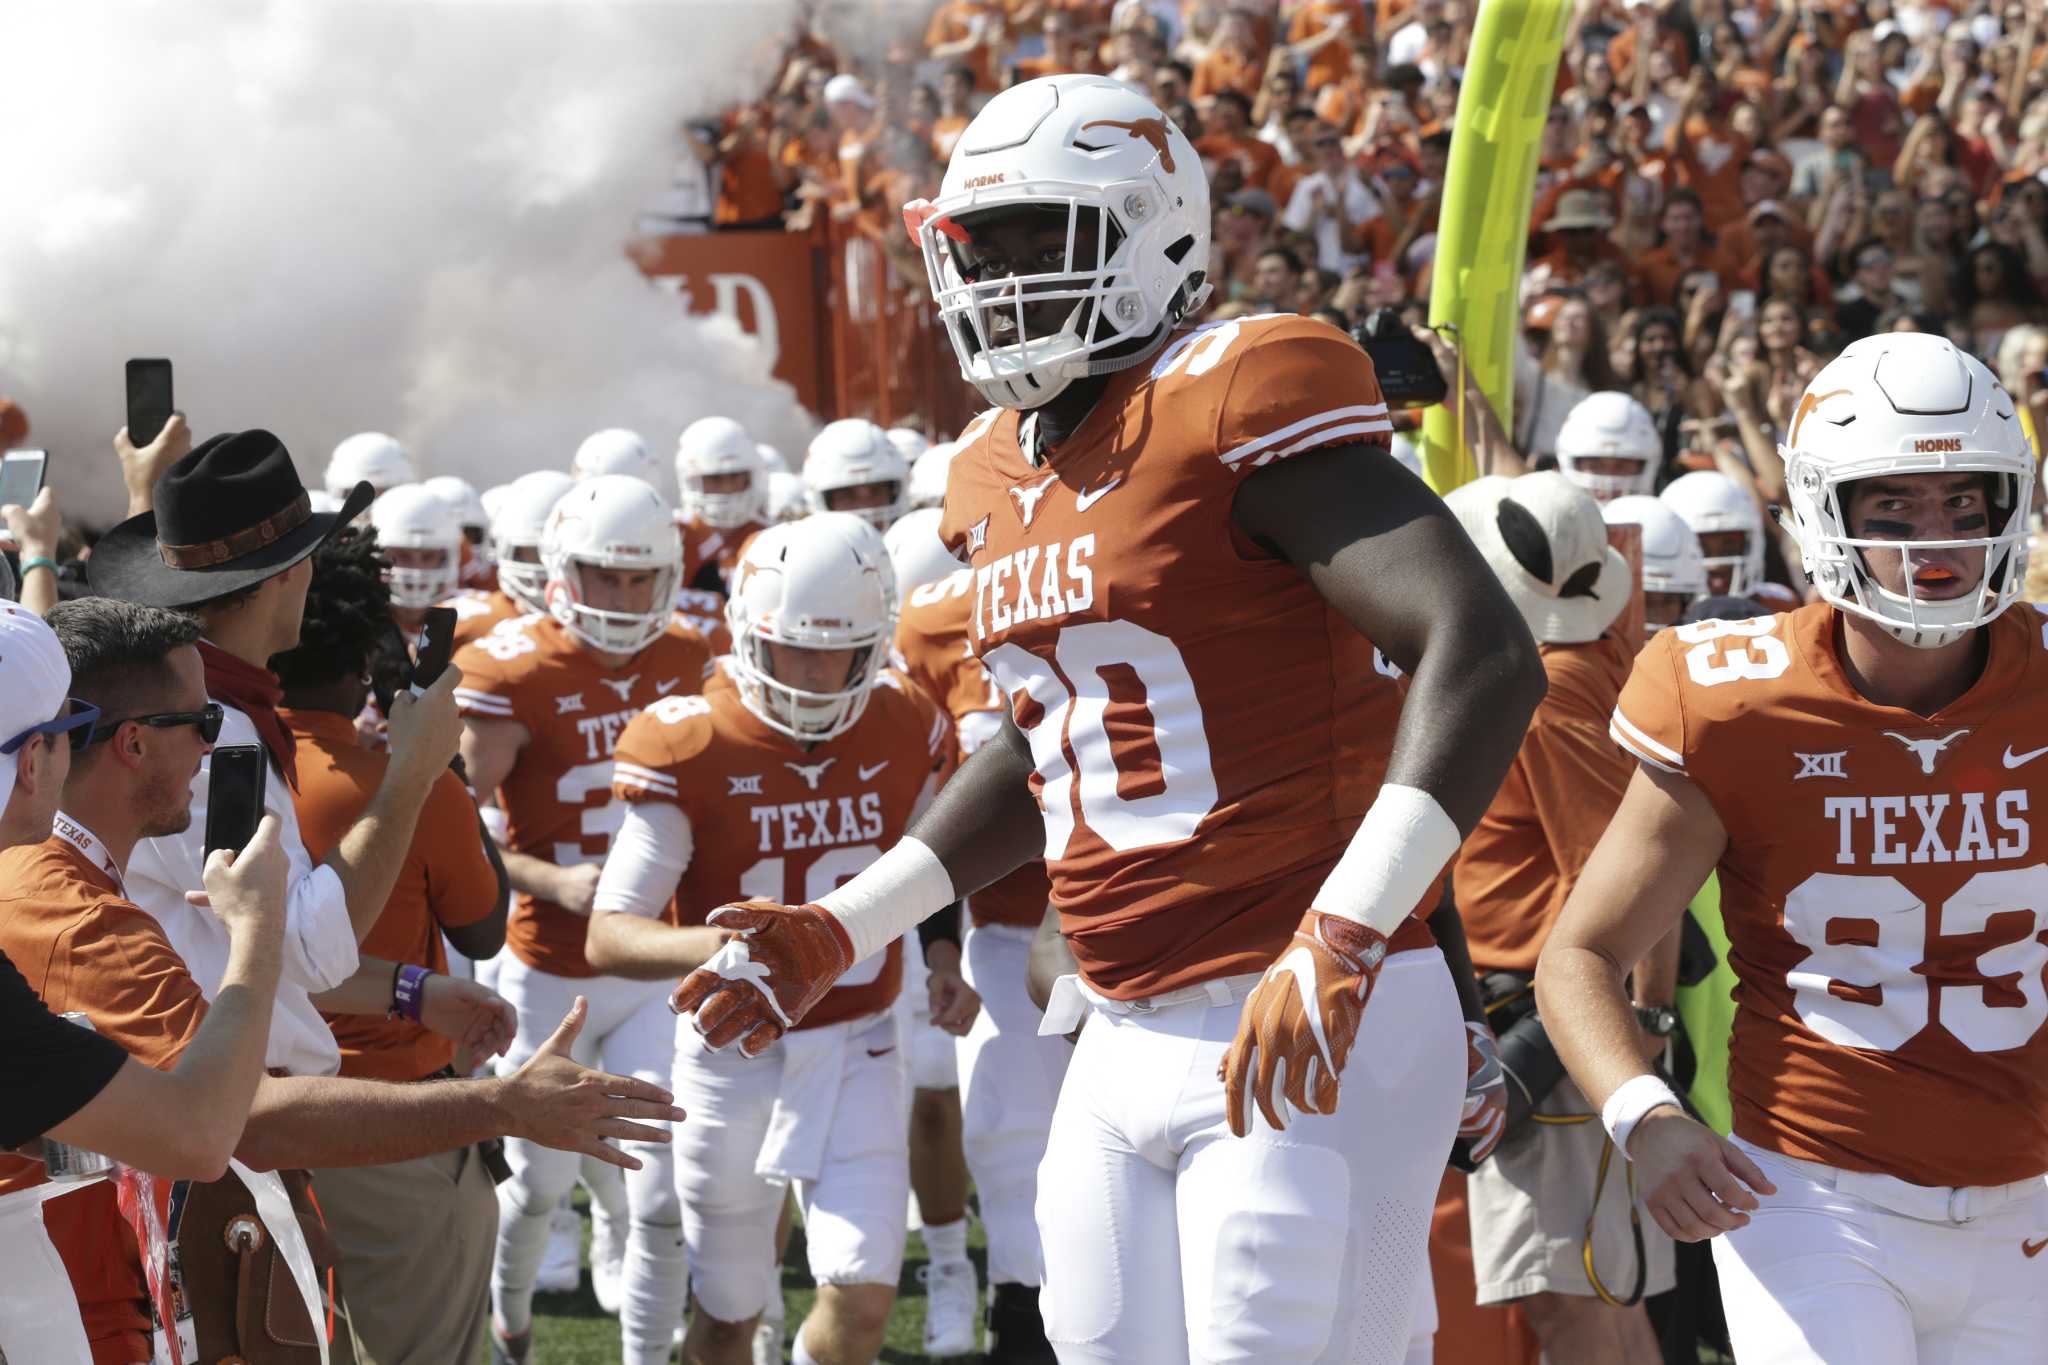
[484,1194,985,1363]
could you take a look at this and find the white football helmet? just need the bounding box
[422,475,488,539]
[1782,334,2032,649]
[370,484,463,610]
[491,469,576,615]
[884,507,961,597]
[916,74,1213,409]
[765,470,809,523]
[479,483,514,525]
[1603,495,1706,632]
[727,513,895,742]
[675,416,767,529]
[326,432,417,499]
[1556,392,1662,503]
[572,428,662,494]
[806,418,910,531]
[1660,470,1765,598]
[542,475,682,655]
[885,427,931,463]
[755,442,790,475]
[910,441,959,511]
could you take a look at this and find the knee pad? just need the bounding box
[1192,1143,1354,1363]
[500,1144,580,1219]
[689,1245,778,1325]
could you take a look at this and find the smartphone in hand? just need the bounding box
[409,606,458,696]
[125,359,174,447]
[204,744,267,860]
[0,449,47,511]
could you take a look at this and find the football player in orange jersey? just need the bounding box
[584,514,962,1365]
[454,474,714,1365]
[1539,334,2048,1365]
[888,506,1064,1361]
[669,75,1547,1365]
[675,415,769,597]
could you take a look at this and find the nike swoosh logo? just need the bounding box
[2005,744,2048,769]
[858,760,890,781]
[866,1046,896,1058]
[2025,1237,2048,1258]
[657,677,682,695]
[1074,478,1122,512]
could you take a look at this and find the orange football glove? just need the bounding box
[1221,910,1390,1137]
[670,900,854,1057]
[1449,1020,1508,1171]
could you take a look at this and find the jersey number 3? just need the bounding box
[983,620,1219,857]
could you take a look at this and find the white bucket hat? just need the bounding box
[1446,472,1630,644]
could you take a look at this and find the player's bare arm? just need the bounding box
[903,704,1047,896]
[460,711,599,912]
[585,910,728,981]
[1219,443,1548,1134]
[1232,444,1547,832]
[1536,763,1776,1241]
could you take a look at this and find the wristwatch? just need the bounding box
[1636,1005,1679,1038]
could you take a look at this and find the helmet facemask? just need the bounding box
[923,193,1196,410]
[1790,460,2031,650]
[682,469,764,530]
[730,634,884,742]
[546,557,678,656]
[384,545,458,610]
[495,540,549,615]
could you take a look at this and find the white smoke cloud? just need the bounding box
[0,0,812,526]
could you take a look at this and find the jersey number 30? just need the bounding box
[984,620,1219,857]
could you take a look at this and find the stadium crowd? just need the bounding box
[6,3,2048,1365]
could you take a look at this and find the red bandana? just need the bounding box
[198,640,297,792]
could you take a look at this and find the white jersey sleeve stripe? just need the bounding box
[1242,419,1398,470]
[613,761,681,795]
[1220,404,1390,467]
[453,688,515,717]
[1610,709,1685,774]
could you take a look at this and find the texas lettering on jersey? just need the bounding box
[1612,603,2048,1188]
[936,313,1431,998]
[453,613,714,977]
[611,676,950,1026]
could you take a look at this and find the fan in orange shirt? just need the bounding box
[1288,0,1371,93]
[925,0,1008,91]
[715,107,788,229]
[1189,11,1265,101]
[1193,89,1281,190]
[275,525,512,1365]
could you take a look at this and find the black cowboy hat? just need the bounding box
[87,429,374,608]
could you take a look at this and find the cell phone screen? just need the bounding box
[0,451,48,511]
[204,744,268,859]
[410,606,458,694]
[125,359,174,447]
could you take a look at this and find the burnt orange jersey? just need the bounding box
[454,614,714,977]
[611,674,950,1026]
[937,313,1433,998]
[673,584,734,654]
[444,588,526,648]
[893,568,1054,930]
[1456,632,1636,975]
[677,516,761,595]
[1612,602,2048,1187]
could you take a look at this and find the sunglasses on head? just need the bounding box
[2,698,103,756]
[83,701,225,749]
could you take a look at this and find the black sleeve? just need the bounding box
[0,949,130,1150]
[917,901,963,962]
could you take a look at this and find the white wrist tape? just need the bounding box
[814,837,956,964]
[1313,783,1461,936]
[1602,1073,1684,1156]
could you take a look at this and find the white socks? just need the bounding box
[924,1216,969,1268]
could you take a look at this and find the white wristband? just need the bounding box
[1313,783,1461,936]
[814,837,956,964]
[1602,1073,1684,1157]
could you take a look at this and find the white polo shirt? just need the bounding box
[126,699,358,1076]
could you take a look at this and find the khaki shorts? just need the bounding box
[1465,1076,1676,1305]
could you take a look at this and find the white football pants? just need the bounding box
[958,921,1071,1287]
[489,956,682,1365]
[671,1009,910,1324]
[1035,948,1463,1365]
[1714,1137,2048,1364]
